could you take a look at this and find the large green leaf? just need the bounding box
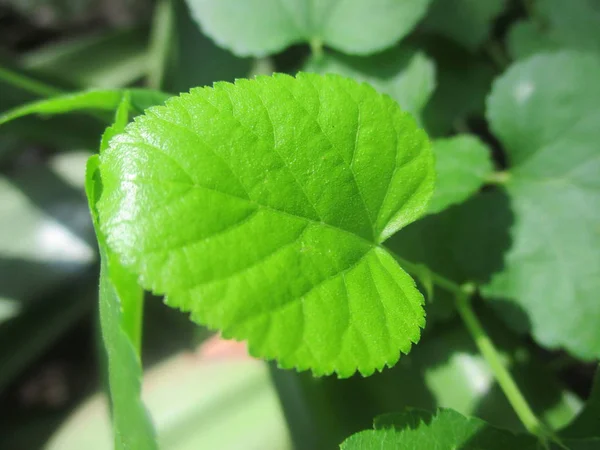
[422,0,507,51]
[97,73,434,377]
[506,0,600,60]
[184,0,432,57]
[428,135,494,214]
[340,408,535,449]
[87,94,157,450]
[484,52,600,359]
[304,46,435,120]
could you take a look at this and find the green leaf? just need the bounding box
[340,408,535,449]
[506,0,600,60]
[483,52,600,359]
[304,46,435,120]
[0,88,170,126]
[428,135,494,214]
[422,0,507,51]
[184,0,432,57]
[97,72,434,377]
[87,94,158,449]
[561,365,600,439]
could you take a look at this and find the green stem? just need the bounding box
[0,66,63,98]
[455,292,548,440]
[310,38,324,60]
[391,248,554,443]
[392,253,463,296]
[147,0,174,89]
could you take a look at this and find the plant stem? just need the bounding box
[310,38,324,60]
[392,253,464,296]
[147,0,174,89]
[486,170,511,185]
[455,292,547,440]
[0,66,63,97]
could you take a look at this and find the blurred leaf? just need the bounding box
[164,0,253,93]
[484,52,600,360]
[428,135,494,215]
[506,0,600,60]
[561,365,600,439]
[46,355,291,450]
[20,26,150,88]
[420,39,496,136]
[86,93,157,449]
[341,408,536,449]
[422,0,507,51]
[304,46,435,120]
[0,88,170,126]
[184,0,432,56]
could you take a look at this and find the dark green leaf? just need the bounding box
[422,0,507,51]
[506,0,600,60]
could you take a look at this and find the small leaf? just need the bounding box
[428,135,494,215]
[98,72,435,377]
[506,0,600,60]
[184,0,432,57]
[422,0,507,51]
[484,51,600,359]
[304,46,436,120]
[0,88,170,126]
[86,95,158,450]
[340,408,536,449]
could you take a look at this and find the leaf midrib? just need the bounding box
[125,174,382,251]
